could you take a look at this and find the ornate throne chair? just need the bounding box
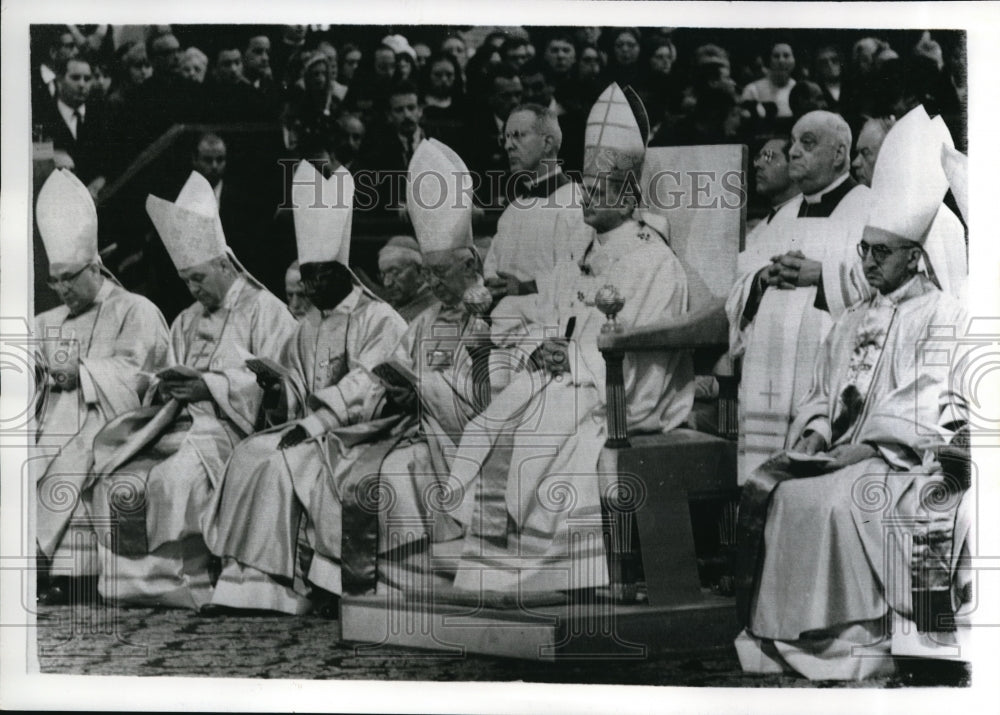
[599,144,747,608]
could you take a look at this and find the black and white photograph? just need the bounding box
[1,1,998,712]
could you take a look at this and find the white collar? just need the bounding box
[57,99,85,123]
[803,172,849,204]
[40,64,56,85]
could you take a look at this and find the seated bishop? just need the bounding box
[203,140,488,613]
[88,171,297,609]
[734,108,973,680]
[204,161,407,615]
[445,84,696,594]
[34,169,170,604]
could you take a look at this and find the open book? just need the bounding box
[156,364,202,381]
[785,451,835,464]
[245,357,292,382]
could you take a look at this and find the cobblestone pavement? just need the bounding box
[34,604,968,687]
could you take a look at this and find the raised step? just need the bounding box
[341,586,738,661]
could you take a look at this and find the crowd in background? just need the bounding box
[31,24,967,318]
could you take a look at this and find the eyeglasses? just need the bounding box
[754,149,780,166]
[499,129,536,147]
[46,265,89,289]
[856,241,916,263]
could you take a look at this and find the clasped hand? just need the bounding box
[159,375,212,403]
[763,250,822,289]
[539,338,570,377]
[792,431,878,469]
[485,272,527,301]
[278,424,308,449]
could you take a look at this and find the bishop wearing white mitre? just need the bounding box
[89,171,296,608]
[446,83,695,594]
[205,161,407,615]
[34,169,170,603]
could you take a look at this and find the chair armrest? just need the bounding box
[597,298,729,354]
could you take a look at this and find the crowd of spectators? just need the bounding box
[31,24,967,318]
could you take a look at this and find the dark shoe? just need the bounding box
[37,582,69,606]
[312,592,340,620]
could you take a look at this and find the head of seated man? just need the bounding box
[298,260,354,312]
[504,103,561,177]
[284,260,313,319]
[422,248,481,307]
[378,236,425,308]
[581,172,640,235]
[787,110,852,195]
[177,255,239,313]
[47,260,103,316]
[858,228,924,296]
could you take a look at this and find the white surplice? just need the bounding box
[89,276,297,608]
[449,218,696,593]
[34,279,170,575]
[726,178,872,484]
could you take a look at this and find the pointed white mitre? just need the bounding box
[866,105,952,245]
[292,160,354,265]
[146,171,228,271]
[36,169,99,266]
[584,83,646,179]
[940,143,968,224]
[407,138,473,255]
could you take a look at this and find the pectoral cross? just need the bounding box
[187,340,215,369]
[760,380,780,409]
[316,345,340,386]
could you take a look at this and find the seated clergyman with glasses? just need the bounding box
[735,106,972,680]
[376,235,437,323]
[34,169,170,605]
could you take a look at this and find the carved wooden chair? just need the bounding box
[598,145,747,607]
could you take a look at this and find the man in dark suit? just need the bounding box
[203,41,271,123]
[117,32,206,159]
[356,81,427,216]
[465,63,523,209]
[190,133,279,291]
[32,26,79,123]
[38,56,111,194]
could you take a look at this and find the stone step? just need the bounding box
[341,586,738,661]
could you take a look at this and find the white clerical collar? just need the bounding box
[321,285,362,318]
[803,172,849,204]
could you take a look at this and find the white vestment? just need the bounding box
[89,276,297,608]
[726,178,872,484]
[449,218,695,593]
[736,274,972,680]
[35,280,170,575]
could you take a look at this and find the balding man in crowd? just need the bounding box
[484,103,593,390]
[726,110,872,485]
[852,111,967,300]
[377,236,437,322]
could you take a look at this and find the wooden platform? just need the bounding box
[341,587,738,661]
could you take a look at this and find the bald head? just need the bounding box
[788,110,852,194]
[852,117,896,187]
